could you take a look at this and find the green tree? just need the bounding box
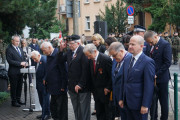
[0,0,38,42]
[169,0,180,32]
[100,0,127,33]
[145,0,170,32]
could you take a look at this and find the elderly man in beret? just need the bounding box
[59,35,91,120]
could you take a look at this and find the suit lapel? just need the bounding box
[95,53,101,74]
[11,45,22,59]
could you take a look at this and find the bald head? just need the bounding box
[40,42,54,56]
[128,35,144,56]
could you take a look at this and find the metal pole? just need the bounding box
[174,73,178,120]
[73,0,79,35]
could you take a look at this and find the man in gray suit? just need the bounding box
[6,35,26,107]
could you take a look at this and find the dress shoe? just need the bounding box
[42,115,51,120]
[17,100,25,105]
[36,114,42,119]
[11,102,21,107]
[91,111,96,115]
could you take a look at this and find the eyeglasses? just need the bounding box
[67,42,76,45]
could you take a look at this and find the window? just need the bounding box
[96,15,101,21]
[85,16,90,30]
[84,0,89,3]
[94,0,100,3]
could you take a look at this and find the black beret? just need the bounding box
[69,35,80,41]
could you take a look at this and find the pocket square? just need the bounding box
[134,69,140,71]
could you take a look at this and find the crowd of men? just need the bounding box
[3,25,180,120]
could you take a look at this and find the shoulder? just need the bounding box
[100,52,111,61]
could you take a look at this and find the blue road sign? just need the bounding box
[127,6,134,16]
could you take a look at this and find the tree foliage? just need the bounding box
[100,0,127,33]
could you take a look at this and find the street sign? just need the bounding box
[127,6,134,16]
[128,16,134,24]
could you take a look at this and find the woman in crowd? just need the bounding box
[91,33,106,53]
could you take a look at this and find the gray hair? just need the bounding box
[144,30,157,41]
[12,35,20,40]
[108,42,125,52]
[83,44,97,53]
[31,51,40,58]
[74,39,81,44]
[40,42,52,49]
[131,35,145,45]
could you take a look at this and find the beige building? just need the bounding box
[57,0,174,37]
[58,0,117,36]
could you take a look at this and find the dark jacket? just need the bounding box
[97,44,106,53]
[59,46,91,93]
[45,48,67,95]
[90,52,112,103]
[6,44,25,76]
[36,55,47,91]
[146,38,172,83]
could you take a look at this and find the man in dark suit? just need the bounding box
[59,35,91,120]
[6,35,26,107]
[108,42,132,120]
[31,51,50,120]
[41,42,68,120]
[119,35,155,120]
[83,44,112,120]
[144,31,172,120]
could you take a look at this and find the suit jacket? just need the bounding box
[97,44,106,53]
[111,52,131,104]
[90,52,112,103]
[45,48,67,95]
[29,43,40,52]
[120,53,155,110]
[59,46,91,93]
[6,44,25,76]
[147,38,172,83]
[36,55,47,91]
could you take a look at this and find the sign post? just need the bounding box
[126,6,135,33]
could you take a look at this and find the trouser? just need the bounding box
[125,105,148,120]
[69,91,91,120]
[9,74,23,102]
[114,99,127,120]
[50,94,68,120]
[96,100,109,120]
[150,82,169,120]
[37,87,50,119]
[172,49,178,62]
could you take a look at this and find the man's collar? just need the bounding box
[133,51,142,61]
[50,48,55,56]
[72,45,80,53]
[94,51,99,61]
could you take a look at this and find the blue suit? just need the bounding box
[112,52,131,120]
[120,53,155,120]
[147,38,172,120]
[36,55,50,119]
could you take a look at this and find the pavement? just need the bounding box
[0,59,179,120]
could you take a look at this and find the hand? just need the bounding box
[119,100,124,108]
[21,62,27,67]
[140,106,148,114]
[59,41,67,51]
[104,88,110,95]
[43,80,46,85]
[155,75,157,79]
[75,85,81,93]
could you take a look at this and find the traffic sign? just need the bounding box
[128,16,134,24]
[127,6,134,16]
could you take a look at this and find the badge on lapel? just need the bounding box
[98,68,103,74]
[40,62,42,64]
[73,53,77,59]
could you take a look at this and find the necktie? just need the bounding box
[150,46,154,58]
[114,62,120,76]
[71,51,74,59]
[129,57,135,70]
[16,47,21,56]
[93,60,96,73]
